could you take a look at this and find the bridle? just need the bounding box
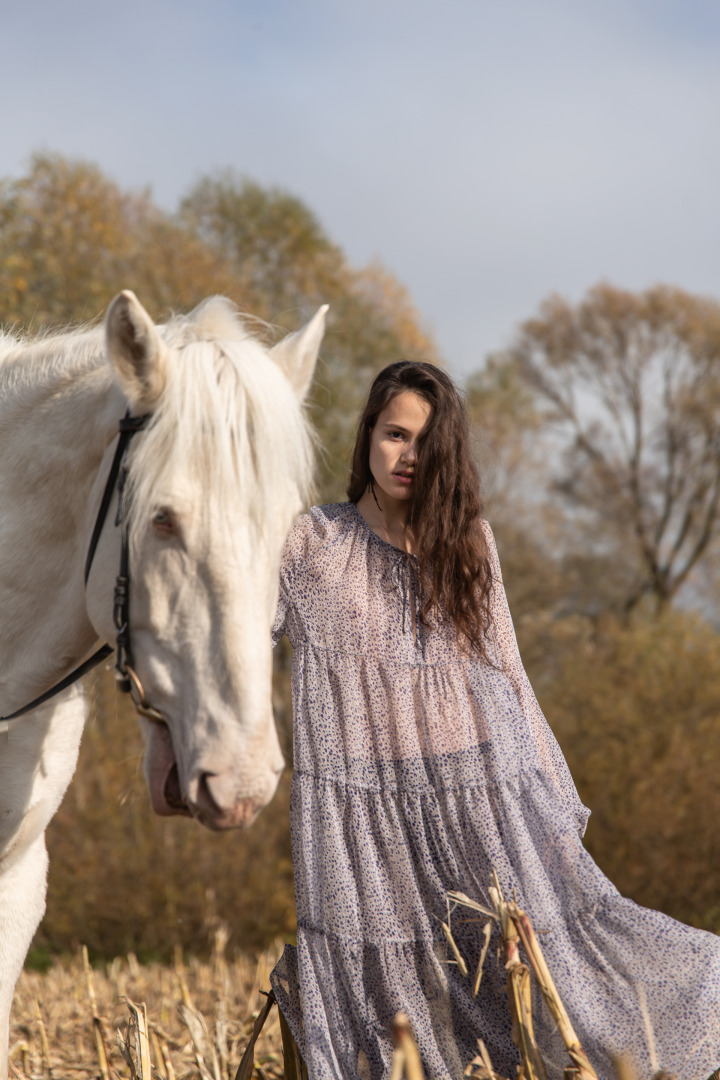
[1,411,165,725]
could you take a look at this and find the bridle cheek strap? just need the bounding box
[83,412,151,585]
[97,411,166,723]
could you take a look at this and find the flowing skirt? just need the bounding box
[272,758,720,1080]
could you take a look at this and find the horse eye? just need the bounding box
[153,509,174,534]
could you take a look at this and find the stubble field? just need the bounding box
[9,937,283,1080]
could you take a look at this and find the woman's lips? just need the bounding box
[393,471,414,485]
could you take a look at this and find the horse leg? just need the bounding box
[0,833,50,1080]
[0,687,86,1080]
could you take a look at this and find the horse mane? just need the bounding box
[0,299,314,549]
[0,322,107,401]
[126,297,315,550]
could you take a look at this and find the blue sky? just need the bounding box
[3,0,720,379]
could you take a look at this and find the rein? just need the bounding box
[1,411,164,725]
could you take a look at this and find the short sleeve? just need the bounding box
[481,520,590,837]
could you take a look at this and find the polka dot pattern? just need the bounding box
[270,503,720,1080]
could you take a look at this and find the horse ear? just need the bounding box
[270,305,328,401]
[106,290,168,409]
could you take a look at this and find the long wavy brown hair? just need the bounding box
[347,361,493,657]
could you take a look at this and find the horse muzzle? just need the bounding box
[142,717,283,829]
[187,772,275,831]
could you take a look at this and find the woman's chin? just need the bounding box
[375,479,413,501]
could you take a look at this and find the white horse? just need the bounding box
[0,291,325,1078]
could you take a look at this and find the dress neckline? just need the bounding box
[347,502,416,558]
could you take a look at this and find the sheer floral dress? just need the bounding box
[270,503,720,1080]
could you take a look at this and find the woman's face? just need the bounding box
[368,390,433,504]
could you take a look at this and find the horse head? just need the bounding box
[86,291,324,830]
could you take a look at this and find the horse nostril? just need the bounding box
[163,764,187,810]
[197,772,222,815]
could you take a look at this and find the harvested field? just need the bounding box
[10,936,284,1080]
[11,902,720,1080]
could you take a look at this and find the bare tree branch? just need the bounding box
[504,284,720,611]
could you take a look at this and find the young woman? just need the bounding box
[270,361,720,1080]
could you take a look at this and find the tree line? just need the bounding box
[2,153,719,963]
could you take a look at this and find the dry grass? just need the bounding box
[9,933,285,1080]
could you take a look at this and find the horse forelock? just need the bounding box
[163,295,250,348]
[126,305,314,551]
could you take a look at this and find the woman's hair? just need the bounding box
[347,361,493,656]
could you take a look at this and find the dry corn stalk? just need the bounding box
[441,920,469,977]
[174,945,193,1009]
[178,1001,222,1080]
[506,960,546,1080]
[234,990,278,1080]
[509,903,596,1080]
[473,922,493,998]
[492,881,546,1080]
[390,1012,425,1080]
[7,1041,29,1080]
[449,874,598,1080]
[278,1004,308,1080]
[149,1027,168,1080]
[465,1038,502,1079]
[119,998,152,1080]
[33,999,51,1077]
[82,945,111,1080]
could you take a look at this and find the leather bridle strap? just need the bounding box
[83,412,150,584]
[1,411,151,723]
[111,417,146,695]
[0,645,115,722]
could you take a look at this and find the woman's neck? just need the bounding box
[355,489,415,553]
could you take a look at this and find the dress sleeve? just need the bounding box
[271,508,330,648]
[481,520,590,837]
[271,574,290,647]
[271,524,300,647]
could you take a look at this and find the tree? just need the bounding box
[179,173,344,321]
[530,610,720,932]
[0,152,235,330]
[181,171,441,500]
[490,284,720,612]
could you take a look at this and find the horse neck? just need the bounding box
[0,330,126,704]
